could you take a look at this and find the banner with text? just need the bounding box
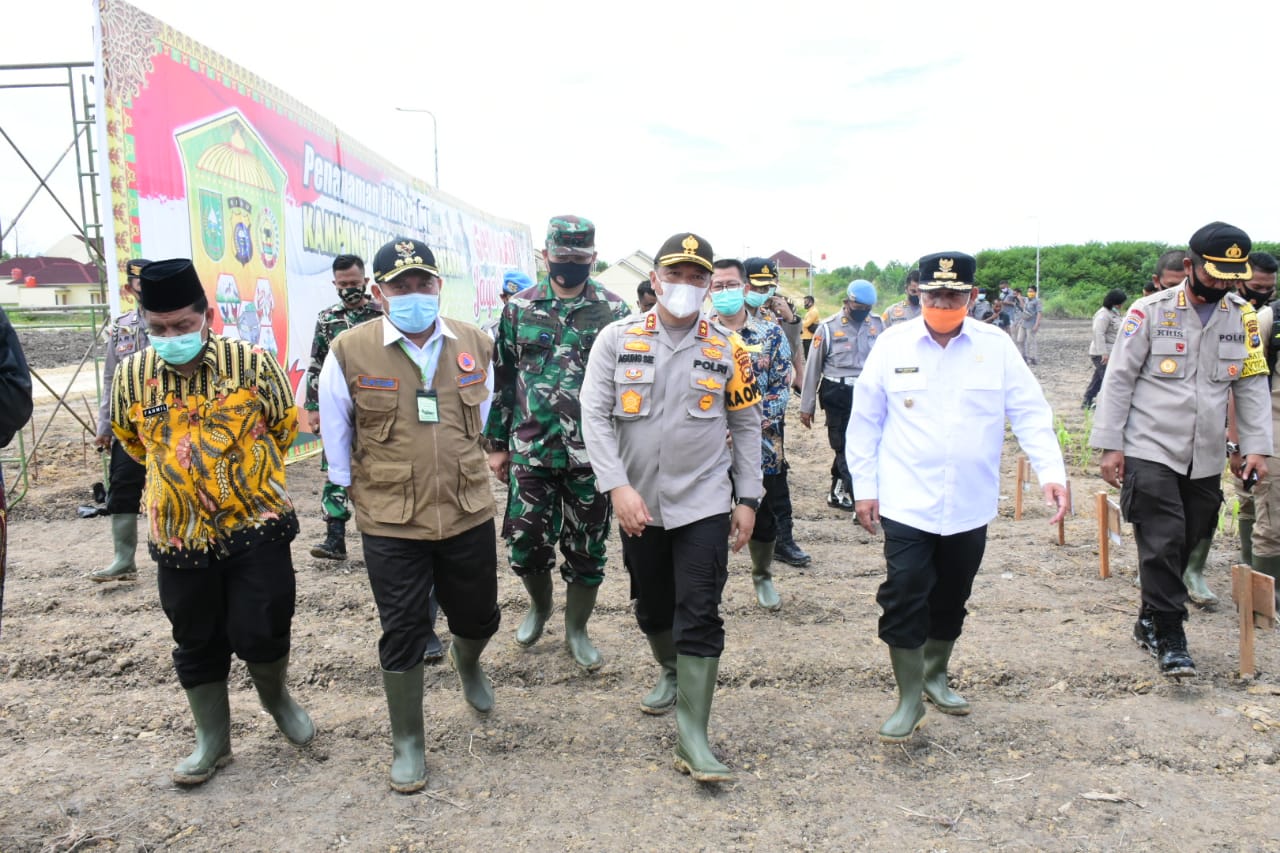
[94,0,534,430]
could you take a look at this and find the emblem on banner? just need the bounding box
[199,189,225,260]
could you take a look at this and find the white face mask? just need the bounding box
[657,283,707,319]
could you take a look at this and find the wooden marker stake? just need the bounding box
[1233,564,1256,678]
[1014,456,1028,520]
[1096,491,1110,579]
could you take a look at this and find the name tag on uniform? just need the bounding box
[416,390,439,423]
[142,403,168,417]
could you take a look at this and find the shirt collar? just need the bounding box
[380,315,456,348]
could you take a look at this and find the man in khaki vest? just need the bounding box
[319,237,499,793]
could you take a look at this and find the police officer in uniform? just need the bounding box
[799,280,884,509]
[485,216,630,671]
[1091,222,1273,679]
[880,268,922,328]
[581,232,762,784]
[90,259,151,583]
[482,270,533,339]
[319,237,500,792]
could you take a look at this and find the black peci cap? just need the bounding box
[138,259,206,312]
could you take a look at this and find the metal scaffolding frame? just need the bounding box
[1,60,110,507]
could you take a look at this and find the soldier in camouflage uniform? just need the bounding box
[741,257,810,567]
[90,259,151,582]
[709,259,794,609]
[485,216,630,671]
[305,253,384,561]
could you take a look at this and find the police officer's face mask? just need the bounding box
[1189,266,1231,303]
[1241,284,1275,308]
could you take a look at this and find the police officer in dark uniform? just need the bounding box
[90,259,150,582]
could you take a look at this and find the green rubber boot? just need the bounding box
[673,655,733,783]
[921,638,970,716]
[172,681,233,785]
[747,540,781,611]
[563,582,603,671]
[449,635,495,714]
[89,514,139,582]
[878,646,926,743]
[381,664,427,793]
[1182,537,1217,607]
[1252,554,1280,610]
[245,656,316,745]
[515,572,554,647]
[641,630,678,715]
[1240,518,1254,568]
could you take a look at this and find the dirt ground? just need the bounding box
[2,318,1278,852]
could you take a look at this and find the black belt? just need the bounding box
[822,375,856,387]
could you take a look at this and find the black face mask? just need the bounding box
[847,308,871,324]
[1188,270,1228,303]
[1242,286,1274,308]
[548,261,592,289]
[907,293,920,306]
[338,286,366,307]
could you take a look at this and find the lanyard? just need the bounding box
[397,335,444,390]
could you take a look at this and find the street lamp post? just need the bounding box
[395,107,439,189]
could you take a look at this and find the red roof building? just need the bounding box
[769,250,811,279]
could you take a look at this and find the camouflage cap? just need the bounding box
[546,215,596,260]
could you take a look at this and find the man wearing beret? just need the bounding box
[741,257,809,567]
[800,279,884,511]
[849,252,1068,742]
[581,232,762,783]
[482,270,533,339]
[304,254,384,565]
[111,259,314,785]
[1093,222,1272,678]
[319,237,500,792]
[485,216,630,671]
[90,259,152,583]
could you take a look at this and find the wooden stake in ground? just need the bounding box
[1231,563,1277,679]
[1014,455,1028,520]
[1096,491,1122,579]
[1058,481,1072,546]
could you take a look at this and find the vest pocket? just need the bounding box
[363,461,414,524]
[457,455,491,513]
[355,391,398,442]
[458,380,490,437]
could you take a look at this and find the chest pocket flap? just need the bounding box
[355,390,398,442]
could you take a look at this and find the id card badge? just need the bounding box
[416,390,440,423]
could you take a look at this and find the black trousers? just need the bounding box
[106,439,145,515]
[752,472,781,543]
[622,513,730,657]
[1121,457,1222,618]
[819,379,854,494]
[876,517,988,648]
[157,538,297,688]
[362,519,500,672]
[1082,355,1107,407]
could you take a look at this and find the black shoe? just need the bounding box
[1153,613,1196,678]
[310,518,347,560]
[774,539,812,567]
[1132,612,1158,658]
[827,482,853,511]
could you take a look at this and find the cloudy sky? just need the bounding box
[3,0,1277,271]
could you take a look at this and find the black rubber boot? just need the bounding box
[1152,612,1196,679]
[310,517,346,560]
[1132,607,1158,658]
[769,469,811,567]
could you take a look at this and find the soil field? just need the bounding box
[1,318,1278,852]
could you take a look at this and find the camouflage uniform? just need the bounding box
[485,274,629,583]
[304,298,383,521]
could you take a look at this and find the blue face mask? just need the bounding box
[744,287,773,309]
[151,320,207,365]
[711,288,746,316]
[385,292,440,334]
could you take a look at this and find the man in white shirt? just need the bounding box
[848,251,1069,744]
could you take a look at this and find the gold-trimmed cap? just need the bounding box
[127,258,152,279]
[656,232,714,272]
[916,252,976,290]
[745,257,779,281]
[373,238,439,283]
[1190,221,1252,280]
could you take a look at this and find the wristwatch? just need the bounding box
[1227,441,1241,456]
[735,497,760,511]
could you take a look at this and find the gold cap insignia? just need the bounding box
[934,258,958,280]
[760,264,770,274]
[681,235,699,254]
[394,240,424,269]
[1227,243,1244,260]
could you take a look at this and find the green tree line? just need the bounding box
[800,241,1280,318]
